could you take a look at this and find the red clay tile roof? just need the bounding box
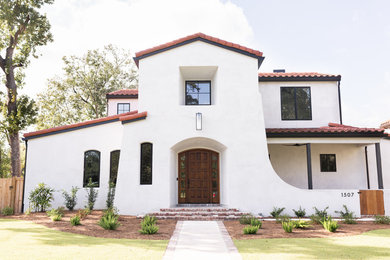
[106,89,138,98]
[259,72,341,81]
[134,33,263,67]
[380,120,390,129]
[24,111,147,139]
[266,123,385,137]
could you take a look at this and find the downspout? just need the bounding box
[364,146,370,189]
[337,80,343,125]
[21,139,28,213]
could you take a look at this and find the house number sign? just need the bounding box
[341,192,354,197]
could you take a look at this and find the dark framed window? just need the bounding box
[110,150,120,186]
[140,143,153,185]
[281,87,312,120]
[117,103,130,114]
[320,154,336,172]
[185,81,211,105]
[83,150,100,187]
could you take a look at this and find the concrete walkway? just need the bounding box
[162,221,242,260]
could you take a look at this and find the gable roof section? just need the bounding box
[106,89,138,99]
[134,33,264,68]
[259,72,341,82]
[266,123,385,138]
[23,111,147,140]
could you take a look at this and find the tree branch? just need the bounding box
[13,15,30,47]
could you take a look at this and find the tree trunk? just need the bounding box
[9,132,21,177]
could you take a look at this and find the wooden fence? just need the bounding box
[0,177,24,214]
[359,190,385,216]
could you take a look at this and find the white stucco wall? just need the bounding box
[107,98,138,116]
[24,122,123,211]
[259,81,341,128]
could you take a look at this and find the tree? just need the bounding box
[0,0,54,176]
[36,45,138,129]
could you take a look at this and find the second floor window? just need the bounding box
[185,81,211,105]
[117,103,130,114]
[281,87,312,120]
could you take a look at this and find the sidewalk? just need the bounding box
[162,221,242,260]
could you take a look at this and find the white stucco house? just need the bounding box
[23,33,390,217]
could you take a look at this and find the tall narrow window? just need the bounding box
[185,81,211,105]
[140,143,153,184]
[110,150,120,186]
[117,103,130,114]
[281,87,311,120]
[320,154,337,172]
[83,150,100,187]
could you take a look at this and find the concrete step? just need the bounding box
[155,215,242,220]
[159,207,240,212]
[150,207,250,220]
[152,211,248,216]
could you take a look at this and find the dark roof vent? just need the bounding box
[273,69,285,73]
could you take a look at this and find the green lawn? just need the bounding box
[0,219,168,260]
[235,229,390,260]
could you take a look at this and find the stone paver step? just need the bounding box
[154,215,242,220]
[153,211,248,216]
[160,207,240,212]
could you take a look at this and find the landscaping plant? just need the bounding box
[310,206,329,224]
[139,215,159,234]
[106,182,116,209]
[85,178,98,210]
[239,214,253,225]
[243,225,259,234]
[50,214,62,221]
[282,221,294,233]
[62,186,79,211]
[276,214,291,223]
[76,208,91,220]
[270,207,285,218]
[292,219,311,229]
[70,215,81,226]
[293,206,306,218]
[1,206,14,216]
[250,218,262,228]
[47,207,65,221]
[321,216,339,232]
[335,205,357,224]
[98,209,120,230]
[28,183,54,212]
[374,215,390,225]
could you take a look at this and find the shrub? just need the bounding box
[25,207,31,215]
[310,215,322,224]
[98,211,120,230]
[85,178,98,210]
[76,208,90,220]
[62,186,79,211]
[270,207,285,218]
[276,214,291,223]
[313,206,329,219]
[50,214,62,221]
[106,182,116,209]
[292,219,311,229]
[47,207,65,218]
[243,225,259,234]
[282,221,294,233]
[250,218,262,228]
[293,206,306,218]
[70,215,81,226]
[28,183,54,212]
[139,215,159,234]
[335,205,357,224]
[239,214,253,225]
[374,215,390,225]
[1,206,14,216]
[321,217,339,232]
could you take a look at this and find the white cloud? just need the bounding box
[23,0,254,96]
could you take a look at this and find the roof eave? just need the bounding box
[259,76,341,82]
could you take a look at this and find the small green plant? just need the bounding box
[98,211,120,230]
[76,208,90,220]
[374,215,390,225]
[282,221,294,233]
[321,216,339,232]
[293,206,306,218]
[335,205,357,224]
[50,214,62,221]
[1,206,14,216]
[243,225,259,234]
[28,183,54,212]
[239,214,253,225]
[310,206,329,224]
[139,215,159,234]
[270,207,285,218]
[25,207,31,215]
[292,219,311,229]
[276,214,291,223]
[250,218,262,228]
[47,207,65,218]
[85,178,98,210]
[62,186,79,211]
[106,182,116,209]
[70,215,81,226]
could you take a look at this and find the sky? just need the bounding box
[21,0,390,128]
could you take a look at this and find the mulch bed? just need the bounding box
[224,220,390,239]
[1,210,177,240]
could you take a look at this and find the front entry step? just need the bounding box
[150,207,249,220]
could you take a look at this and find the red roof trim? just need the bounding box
[259,72,341,81]
[24,111,141,139]
[106,89,138,96]
[119,111,147,122]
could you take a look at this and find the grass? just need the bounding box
[234,229,390,260]
[0,219,168,260]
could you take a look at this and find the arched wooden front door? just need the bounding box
[178,149,220,204]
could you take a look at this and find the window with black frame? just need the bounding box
[185,81,211,105]
[281,87,311,120]
[140,143,153,184]
[83,150,100,187]
[320,154,336,172]
[117,103,130,114]
[110,150,120,186]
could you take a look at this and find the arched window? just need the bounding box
[110,150,120,185]
[83,150,100,187]
[140,143,153,185]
